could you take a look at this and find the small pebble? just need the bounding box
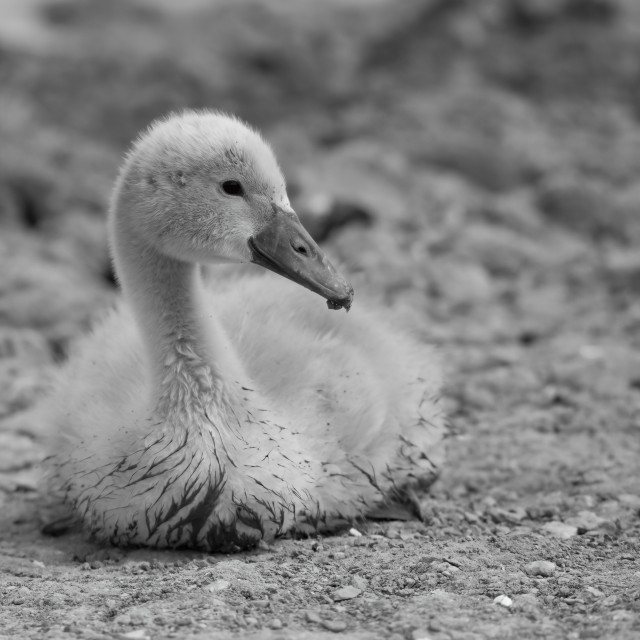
[204,579,230,592]
[321,619,348,632]
[411,630,433,640]
[351,575,368,590]
[491,506,527,523]
[128,608,152,625]
[493,594,513,607]
[332,586,361,601]
[306,610,322,623]
[268,618,283,630]
[611,610,634,622]
[618,494,640,508]
[542,521,578,539]
[565,511,608,532]
[524,561,556,577]
[348,528,362,537]
[120,631,149,640]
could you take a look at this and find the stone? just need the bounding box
[618,494,640,508]
[582,586,605,600]
[332,586,362,601]
[493,594,513,607]
[120,632,149,640]
[565,511,608,532]
[305,610,322,623]
[542,521,578,539]
[524,561,556,577]
[204,579,231,593]
[351,575,368,591]
[321,619,348,632]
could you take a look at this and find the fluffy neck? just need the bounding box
[109,199,243,415]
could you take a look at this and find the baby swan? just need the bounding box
[47,111,446,551]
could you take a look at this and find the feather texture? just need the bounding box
[45,111,446,551]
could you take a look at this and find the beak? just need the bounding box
[248,206,354,311]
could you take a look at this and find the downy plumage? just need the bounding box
[46,111,445,551]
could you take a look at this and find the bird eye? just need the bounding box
[222,180,244,196]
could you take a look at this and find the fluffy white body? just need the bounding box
[46,111,445,551]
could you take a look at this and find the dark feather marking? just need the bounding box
[204,409,238,468]
[234,503,264,534]
[399,434,416,448]
[252,496,288,531]
[123,432,189,485]
[246,475,285,498]
[145,469,213,539]
[160,473,226,547]
[382,463,403,497]
[199,508,263,552]
[180,455,206,499]
[109,433,167,469]
[277,451,297,465]
[146,471,184,511]
[226,404,249,442]
[65,457,118,482]
[126,451,187,487]
[348,458,383,494]
[300,501,327,530]
[209,440,226,476]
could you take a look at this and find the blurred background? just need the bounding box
[1,0,640,497]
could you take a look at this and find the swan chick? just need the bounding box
[46,110,446,551]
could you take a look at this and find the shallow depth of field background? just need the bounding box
[0,1,639,639]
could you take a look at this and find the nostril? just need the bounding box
[292,240,309,256]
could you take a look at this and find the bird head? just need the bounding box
[113,110,353,311]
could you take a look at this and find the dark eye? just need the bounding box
[222,180,244,196]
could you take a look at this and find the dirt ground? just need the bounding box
[1,0,639,638]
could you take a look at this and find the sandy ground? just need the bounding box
[1,0,639,638]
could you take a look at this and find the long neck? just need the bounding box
[110,203,243,415]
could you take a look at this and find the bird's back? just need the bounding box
[213,273,445,492]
